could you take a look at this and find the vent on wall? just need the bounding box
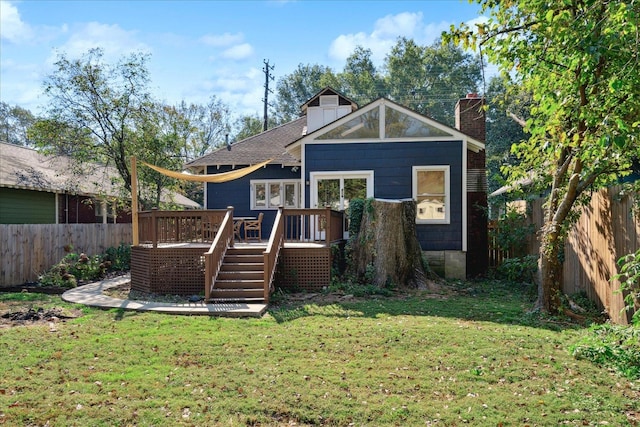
[467,169,487,192]
[319,95,338,106]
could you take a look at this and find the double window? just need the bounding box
[251,180,300,209]
[412,166,450,224]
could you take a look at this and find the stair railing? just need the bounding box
[263,207,284,303]
[204,206,234,301]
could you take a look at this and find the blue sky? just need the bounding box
[1,0,487,118]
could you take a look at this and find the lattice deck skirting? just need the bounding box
[131,246,207,295]
[277,247,331,291]
[131,243,335,296]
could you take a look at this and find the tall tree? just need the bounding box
[273,64,340,121]
[36,48,152,194]
[485,75,530,198]
[384,38,482,126]
[448,0,640,314]
[338,46,386,107]
[232,113,278,142]
[174,96,231,162]
[0,102,36,146]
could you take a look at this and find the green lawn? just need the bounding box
[1,281,638,426]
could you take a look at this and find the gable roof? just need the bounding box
[300,87,358,114]
[286,97,486,159]
[0,142,200,208]
[185,117,304,170]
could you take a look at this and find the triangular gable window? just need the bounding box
[384,106,451,138]
[317,108,379,140]
[314,101,453,141]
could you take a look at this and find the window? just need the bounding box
[412,166,450,224]
[251,180,300,209]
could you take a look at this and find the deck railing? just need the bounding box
[137,209,227,247]
[263,207,285,303]
[282,207,344,244]
[204,207,235,301]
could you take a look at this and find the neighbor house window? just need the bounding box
[412,166,450,224]
[251,180,300,209]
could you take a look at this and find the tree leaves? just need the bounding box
[448,0,640,313]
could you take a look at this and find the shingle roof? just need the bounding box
[185,117,305,169]
[0,142,122,196]
[0,142,200,208]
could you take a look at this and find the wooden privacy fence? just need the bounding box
[525,186,638,324]
[0,224,133,286]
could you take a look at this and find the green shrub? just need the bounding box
[491,207,535,258]
[38,263,78,288]
[570,323,640,380]
[38,244,131,288]
[39,252,105,288]
[612,249,640,324]
[103,243,131,271]
[496,255,538,283]
[348,198,365,235]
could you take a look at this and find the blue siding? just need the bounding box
[305,141,464,251]
[205,164,301,236]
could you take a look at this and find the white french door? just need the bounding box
[310,171,374,239]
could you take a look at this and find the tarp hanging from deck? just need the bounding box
[139,158,273,183]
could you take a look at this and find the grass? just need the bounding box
[0,280,638,426]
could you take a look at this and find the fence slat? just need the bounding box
[0,224,133,286]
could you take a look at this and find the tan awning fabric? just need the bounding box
[139,158,272,183]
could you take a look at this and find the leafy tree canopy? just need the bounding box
[28,48,232,208]
[0,102,37,146]
[447,0,640,313]
[273,38,482,127]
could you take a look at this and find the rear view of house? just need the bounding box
[187,88,488,279]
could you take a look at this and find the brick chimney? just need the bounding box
[455,93,485,142]
[456,93,488,279]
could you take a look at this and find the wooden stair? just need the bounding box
[209,246,266,303]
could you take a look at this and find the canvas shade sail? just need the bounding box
[139,158,273,183]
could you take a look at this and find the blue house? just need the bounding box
[186,88,487,279]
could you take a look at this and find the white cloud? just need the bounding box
[200,32,244,47]
[328,11,459,65]
[220,43,254,60]
[372,12,423,38]
[56,22,149,60]
[0,0,34,43]
[0,59,46,111]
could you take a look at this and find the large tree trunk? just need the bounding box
[349,199,437,290]
[536,214,566,314]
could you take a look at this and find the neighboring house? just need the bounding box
[0,142,200,224]
[186,88,488,278]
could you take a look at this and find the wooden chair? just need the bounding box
[202,220,219,242]
[233,219,243,241]
[244,213,264,242]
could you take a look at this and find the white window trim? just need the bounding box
[250,179,301,210]
[412,165,450,224]
[309,171,374,210]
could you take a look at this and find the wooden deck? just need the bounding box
[130,208,344,302]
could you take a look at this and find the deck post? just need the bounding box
[325,206,331,244]
[151,208,158,248]
[131,156,139,246]
[227,206,234,247]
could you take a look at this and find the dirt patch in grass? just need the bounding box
[0,306,83,329]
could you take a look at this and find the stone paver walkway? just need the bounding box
[61,274,267,318]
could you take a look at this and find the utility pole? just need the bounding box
[262,59,274,131]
